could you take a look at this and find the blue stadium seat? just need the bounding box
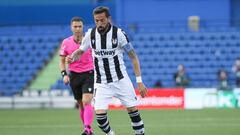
[0,26,64,96]
[121,31,240,88]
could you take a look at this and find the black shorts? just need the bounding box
[69,70,94,100]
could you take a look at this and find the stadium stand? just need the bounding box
[1,24,239,96]
[0,26,63,96]
[125,30,240,88]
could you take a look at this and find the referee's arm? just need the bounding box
[59,41,70,84]
[59,55,67,71]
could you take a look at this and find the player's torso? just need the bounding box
[90,26,127,83]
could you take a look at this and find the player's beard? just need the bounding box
[97,26,105,33]
[97,23,110,34]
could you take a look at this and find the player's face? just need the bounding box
[94,12,110,33]
[71,21,83,36]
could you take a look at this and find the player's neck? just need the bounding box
[73,35,83,44]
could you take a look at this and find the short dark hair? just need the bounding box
[218,69,227,77]
[93,6,110,17]
[71,16,83,23]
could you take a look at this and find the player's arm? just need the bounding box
[123,43,148,98]
[119,29,147,97]
[124,43,141,77]
[66,49,84,63]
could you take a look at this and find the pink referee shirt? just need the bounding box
[59,36,93,73]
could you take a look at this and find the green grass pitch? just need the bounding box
[0,109,239,135]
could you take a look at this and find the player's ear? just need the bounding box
[108,16,113,24]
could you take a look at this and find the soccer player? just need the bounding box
[59,16,94,135]
[67,7,147,135]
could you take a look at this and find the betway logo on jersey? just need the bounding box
[94,50,115,56]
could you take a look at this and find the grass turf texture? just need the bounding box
[0,109,239,135]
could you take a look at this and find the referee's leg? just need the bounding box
[69,72,94,135]
[81,72,95,134]
[82,93,94,134]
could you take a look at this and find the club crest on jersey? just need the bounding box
[112,38,118,45]
[91,39,95,45]
[88,88,92,92]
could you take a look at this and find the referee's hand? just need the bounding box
[138,83,148,98]
[63,75,70,85]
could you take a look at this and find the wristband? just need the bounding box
[61,70,68,78]
[136,76,142,83]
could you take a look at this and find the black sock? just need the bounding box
[129,110,145,135]
[96,113,111,134]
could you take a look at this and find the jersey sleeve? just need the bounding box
[80,29,91,51]
[118,29,130,47]
[59,40,67,56]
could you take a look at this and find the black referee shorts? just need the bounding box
[69,70,94,100]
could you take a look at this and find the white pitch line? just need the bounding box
[0,124,79,128]
[0,123,240,129]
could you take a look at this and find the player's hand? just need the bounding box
[63,75,70,85]
[66,55,73,64]
[137,83,147,98]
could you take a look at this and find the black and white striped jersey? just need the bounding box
[80,24,130,84]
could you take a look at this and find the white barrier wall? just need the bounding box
[185,88,240,109]
[0,90,76,109]
[184,88,217,109]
